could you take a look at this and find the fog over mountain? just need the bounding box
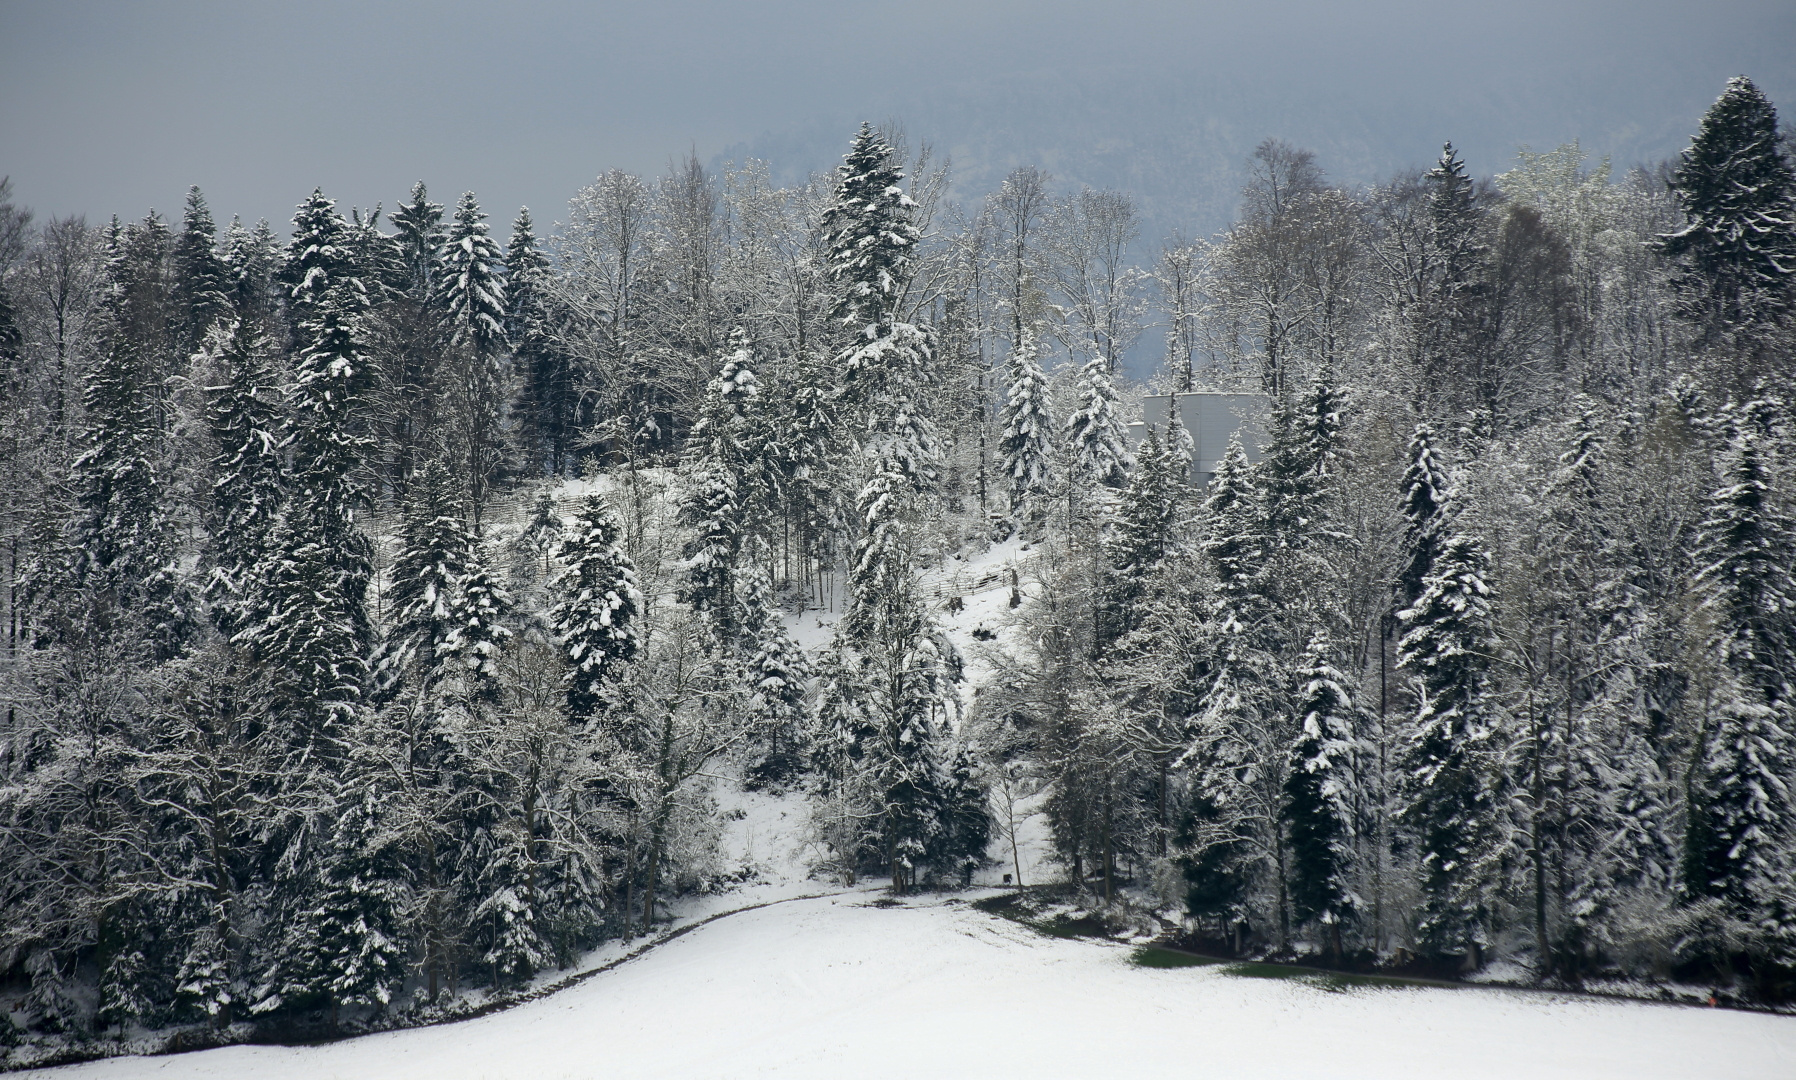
[3,0,1791,246]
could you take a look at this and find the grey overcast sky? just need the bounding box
[2,0,1793,242]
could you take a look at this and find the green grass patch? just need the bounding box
[1131,947,1226,969]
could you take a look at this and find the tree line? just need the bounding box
[0,74,1793,1049]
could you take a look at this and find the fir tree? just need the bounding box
[1398,424,1452,610]
[1659,76,1796,330]
[440,191,508,358]
[678,336,761,646]
[1281,631,1360,953]
[439,191,510,518]
[826,126,936,486]
[1104,426,1190,644]
[507,207,572,476]
[1064,354,1133,489]
[823,122,919,334]
[995,329,1053,537]
[283,188,360,324]
[1397,523,1497,963]
[551,495,644,721]
[1684,401,1796,913]
[390,181,445,304]
[203,320,285,632]
[172,186,232,351]
[378,458,473,697]
[299,745,409,1020]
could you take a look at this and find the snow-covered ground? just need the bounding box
[25,892,1792,1080]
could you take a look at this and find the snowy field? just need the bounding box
[24,891,1793,1080]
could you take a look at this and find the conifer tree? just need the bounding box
[173,186,232,352]
[1398,424,1452,610]
[391,181,446,305]
[445,547,514,703]
[378,458,472,697]
[1397,520,1497,963]
[507,207,572,476]
[1659,76,1796,331]
[1684,400,1796,914]
[741,565,812,785]
[203,320,285,632]
[220,216,279,323]
[283,188,359,324]
[439,191,509,518]
[1065,354,1132,490]
[678,336,761,646]
[823,122,919,335]
[995,329,1053,537]
[825,124,936,485]
[1104,427,1189,644]
[297,743,409,1020]
[1282,631,1360,955]
[551,495,644,720]
[72,228,187,651]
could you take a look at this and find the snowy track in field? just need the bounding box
[25,892,1794,1080]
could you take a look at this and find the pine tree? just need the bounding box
[203,319,285,632]
[507,207,572,476]
[823,122,919,334]
[1396,522,1497,963]
[1282,631,1360,953]
[1104,426,1190,644]
[1684,401,1796,913]
[995,329,1053,536]
[72,228,188,652]
[439,191,510,518]
[172,186,232,351]
[678,337,761,646]
[741,565,812,786]
[1398,424,1452,610]
[1658,76,1796,330]
[299,744,409,1020]
[378,458,473,697]
[826,125,936,486]
[1064,354,1132,489]
[551,495,644,720]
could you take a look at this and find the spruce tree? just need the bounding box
[823,122,919,335]
[825,125,936,485]
[678,337,760,646]
[72,229,187,652]
[1396,522,1497,964]
[1659,76,1796,330]
[1065,354,1132,489]
[995,330,1053,537]
[172,186,232,351]
[1104,427,1189,644]
[1398,424,1452,610]
[551,495,644,721]
[203,320,285,632]
[507,207,572,476]
[1684,400,1796,913]
[377,458,473,697]
[438,191,509,518]
[1281,631,1360,954]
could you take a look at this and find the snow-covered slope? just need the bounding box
[27,893,1792,1080]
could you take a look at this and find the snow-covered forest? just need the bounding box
[1,72,1794,1058]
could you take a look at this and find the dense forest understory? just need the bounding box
[2,73,1795,1061]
